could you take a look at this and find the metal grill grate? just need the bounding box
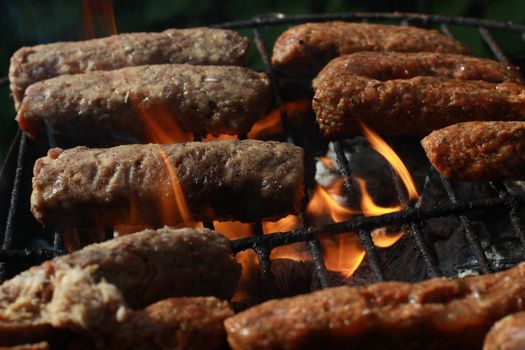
[1,12,525,291]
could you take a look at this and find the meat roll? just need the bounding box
[9,27,249,108]
[31,140,304,227]
[0,227,240,346]
[104,297,233,350]
[316,52,523,83]
[421,121,525,181]
[312,57,525,138]
[272,22,468,78]
[225,262,525,350]
[17,64,271,146]
[483,312,525,350]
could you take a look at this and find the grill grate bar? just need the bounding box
[439,23,455,39]
[214,12,525,32]
[0,248,55,263]
[389,167,441,277]
[479,27,510,63]
[2,134,27,251]
[438,174,493,273]
[251,16,333,288]
[477,27,525,256]
[0,129,21,182]
[332,140,385,281]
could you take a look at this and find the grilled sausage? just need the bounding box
[104,297,233,350]
[421,121,525,181]
[0,227,240,346]
[316,52,523,83]
[312,59,525,138]
[484,312,525,350]
[9,28,249,109]
[31,140,304,227]
[272,22,468,78]
[17,64,271,146]
[225,262,525,350]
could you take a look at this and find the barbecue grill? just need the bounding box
[1,12,525,299]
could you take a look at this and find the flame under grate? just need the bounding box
[1,12,525,295]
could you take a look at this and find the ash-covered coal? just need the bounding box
[313,136,525,285]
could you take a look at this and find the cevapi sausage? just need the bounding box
[225,262,525,350]
[31,140,304,227]
[272,22,468,78]
[312,53,525,138]
[9,27,249,108]
[0,227,240,346]
[421,121,525,181]
[17,64,271,146]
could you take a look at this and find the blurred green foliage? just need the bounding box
[1,0,524,159]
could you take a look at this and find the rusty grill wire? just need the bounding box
[1,12,525,289]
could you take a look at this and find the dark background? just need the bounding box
[1,0,524,159]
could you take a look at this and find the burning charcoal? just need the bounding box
[0,227,240,346]
[9,28,249,108]
[17,65,271,146]
[31,140,304,227]
[272,22,467,78]
[225,262,525,350]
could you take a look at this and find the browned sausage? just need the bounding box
[225,262,525,350]
[17,64,271,146]
[9,28,249,109]
[31,140,305,227]
[421,121,525,181]
[484,312,525,350]
[272,22,468,78]
[312,56,525,138]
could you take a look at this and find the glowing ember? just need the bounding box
[82,0,117,38]
[359,121,419,200]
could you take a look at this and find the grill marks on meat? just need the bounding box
[421,121,525,181]
[483,312,525,350]
[31,140,304,227]
[0,227,240,346]
[225,262,525,350]
[272,22,468,78]
[312,52,525,138]
[9,28,249,109]
[16,64,271,146]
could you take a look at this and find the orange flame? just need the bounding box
[262,215,301,234]
[138,105,193,144]
[212,221,257,302]
[322,235,365,278]
[359,121,419,200]
[203,134,238,141]
[247,98,310,139]
[372,228,405,248]
[354,178,403,216]
[82,0,117,39]
[154,145,197,226]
